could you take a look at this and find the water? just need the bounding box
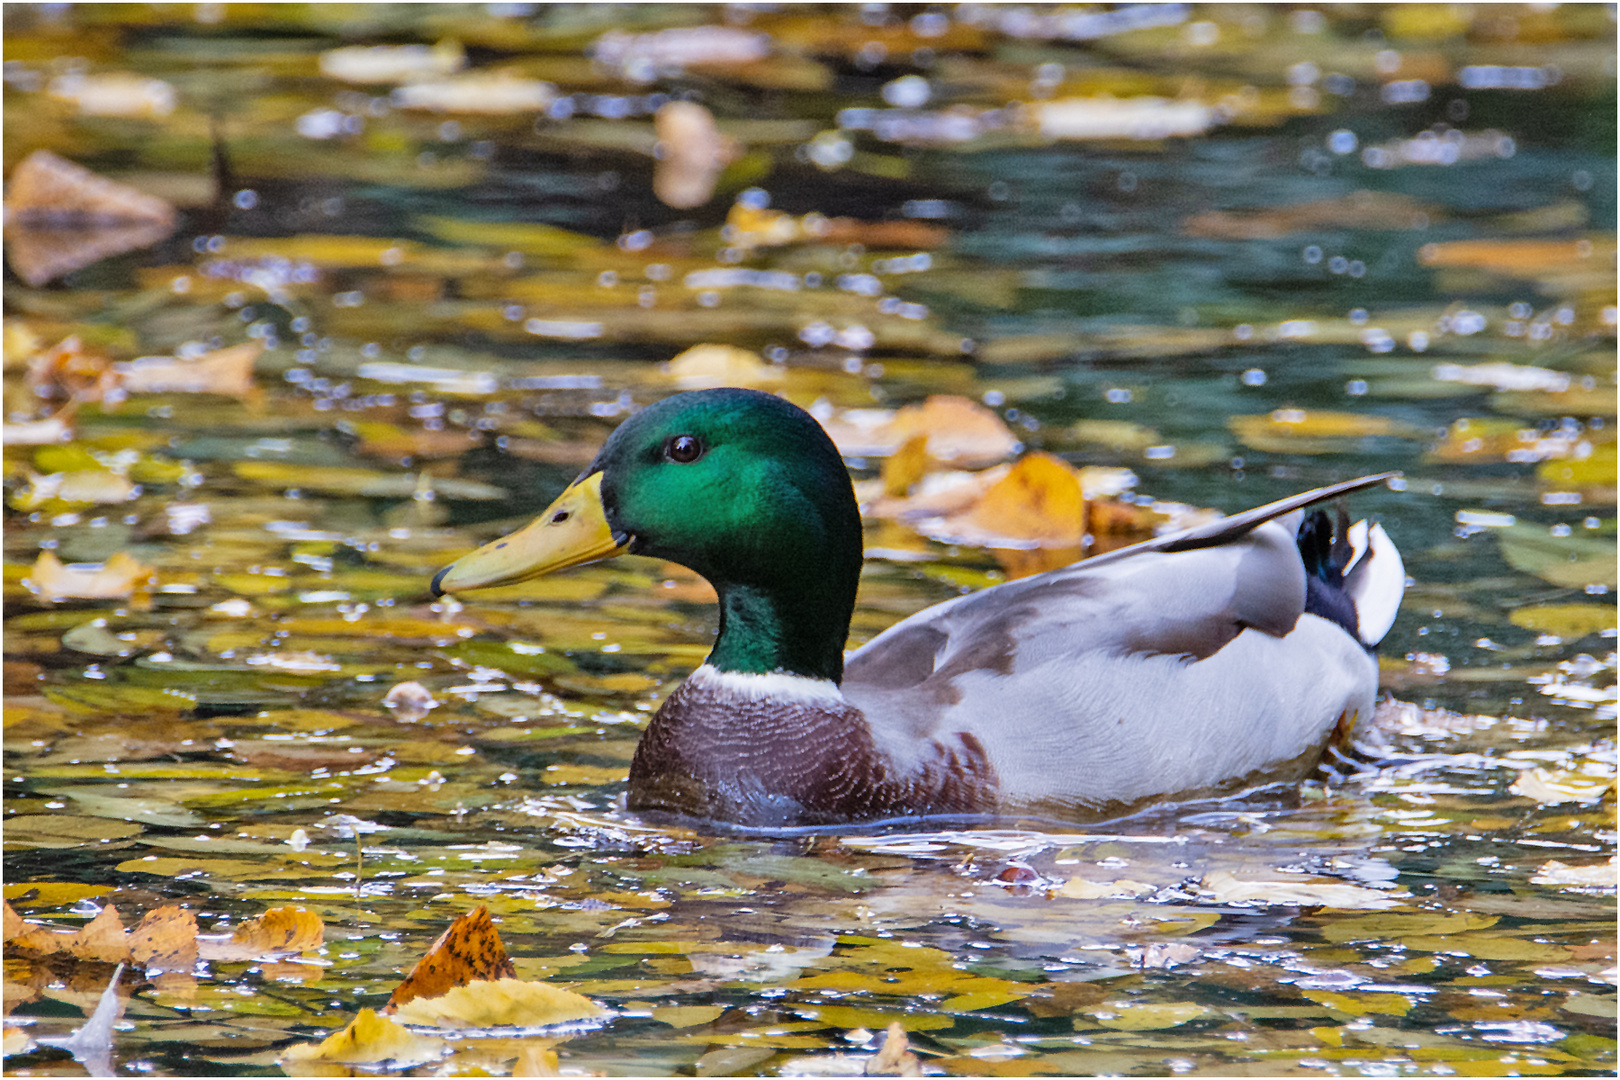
[2,4,1614,1076]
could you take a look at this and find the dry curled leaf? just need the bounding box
[281,1007,447,1067]
[385,905,516,1011]
[27,335,119,403]
[1531,856,1616,889]
[128,905,198,974]
[68,905,129,964]
[27,551,154,601]
[201,906,324,961]
[389,977,603,1029]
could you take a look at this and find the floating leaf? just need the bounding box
[653,101,739,209]
[3,150,177,287]
[127,905,198,974]
[281,1007,447,1067]
[867,1022,923,1076]
[26,552,153,601]
[200,907,323,961]
[393,71,555,114]
[1198,871,1406,910]
[386,905,517,1011]
[822,396,1018,465]
[1531,857,1616,889]
[664,343,780,389]
[1091,1001,1211,1030]
[1418,234,1615,277]
[1229,408,1410,454]
[3,901,63,955]
[1030,96,1218,140]
[1301,990,1412,1017]
[918,452,1084,549]
[389,977,603,1029]
[1054,876,1157,900]
[1511,768,1613,805]
[67,905,129,965]
[48,71,174,117]
[1497,522,1617,588]
[118,342,263,396]
[319,40,464,84]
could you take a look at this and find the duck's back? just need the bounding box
[841,516,1378,818]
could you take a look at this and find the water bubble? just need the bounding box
[1346,379,1369,396]
[881,74,931,108]
[1328,129,1358,154]
[232,189,258,210]
[1241,369,1267,386]
[1302,245,1323,265]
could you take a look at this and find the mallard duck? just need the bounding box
[432,388,1405,828]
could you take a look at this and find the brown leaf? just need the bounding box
[868,1021,922,1076]
[68,905,129,964]
[229,907,324,954]
[128,905,198,973]
[385,905,516,1011]
[3,151,177,287]
[1185,190,1444,239]
[3,901,63,956]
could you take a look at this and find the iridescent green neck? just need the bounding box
[709,577,855,683]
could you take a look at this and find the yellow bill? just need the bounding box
[430,471,628,596]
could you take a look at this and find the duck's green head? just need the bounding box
[432,388,864,682]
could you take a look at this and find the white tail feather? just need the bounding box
[1344,521,1404,646]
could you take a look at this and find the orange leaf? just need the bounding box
[385,905,516,1011]
[954,452,1085,546]
[236,906,323,951]
[3,901,63,956]
[68,905,130,964]
[128,905,198,973]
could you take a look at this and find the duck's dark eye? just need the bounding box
[665,434,704,464]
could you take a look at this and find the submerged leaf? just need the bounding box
[3,151,176,287]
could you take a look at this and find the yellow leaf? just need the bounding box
[390,977,603,1029]
[1229,409,1406,454]
[1303,990,1412,1017]
[925,452,1085,548]
[1400,934,1570,962]
[2,883,113,907]
[1321,911,1497,943]
[281,1007,446,1066]
[651,1005,725,1028]
[1092,1001,1210,1030]
[1509,604,1616,640]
